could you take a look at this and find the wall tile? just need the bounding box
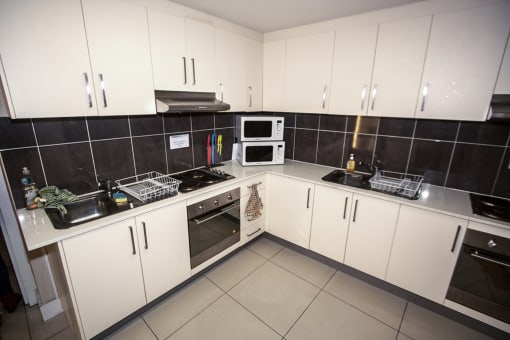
[374,137,412,173]
[88,116,130,140]
[281,113,296,128]
[319,114,346,132]
[192,113,214,130]
[493,148,510,198]
[344,133,376,165]
[294,129,318,163]
[316,131,344,168]
[0,118,36,149]
[129,115,163,136]
[132,135,167,175]
[39,142,96,194]
[166,133,194,174]
[457,121,510,146]
[378,118,415,137]
[163,113,191,134]
[407,140,453,186]
[414,119,458,141]
[296,113,319,129]
[346,116,379,134]
[284,128,295,160]
[33,117,88,145]
[215,113,234,128]
[91,138,135,181]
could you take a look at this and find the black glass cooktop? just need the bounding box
[172,167,235,193]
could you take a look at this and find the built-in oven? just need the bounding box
[187,188,240,269]
[236,116,284,141]
[446,228,510,324]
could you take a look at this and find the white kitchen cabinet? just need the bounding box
[416,3,510,121]
[135,201,190,303]
[386,206,467,304]
[283,32,335,113]
[262,40,286,111]
[216,29,263,111]
[368,15,431,118]
[0,0,96,118]
[267,175,314,248]
[148,9,217,93]
[344,194,399,280]
[309,185,352,263]
[328,25,378,116]
[240,189,266,243]
[494,40,510,94]
[62,218,146,339]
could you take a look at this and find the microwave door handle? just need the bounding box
[470,250,510,268]
[192,202,239,225]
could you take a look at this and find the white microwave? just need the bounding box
[236,141,285,166]
[236,116,284,141]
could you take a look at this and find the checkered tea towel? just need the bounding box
[245,183,263,221]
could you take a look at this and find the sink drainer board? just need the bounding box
[369,171,424,199]
[116,172,181,202]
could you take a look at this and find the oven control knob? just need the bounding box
[227,193,233,200]
[488,239,497,248]
[198,204,204,211]
[214,199,220,206]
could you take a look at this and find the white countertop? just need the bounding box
[18,160,510,251]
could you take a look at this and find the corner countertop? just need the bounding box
[18,160,510,251]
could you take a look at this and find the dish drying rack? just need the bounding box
[115,172,181,202]
[369,171,424,199]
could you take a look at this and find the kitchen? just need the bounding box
[0,0,510,339]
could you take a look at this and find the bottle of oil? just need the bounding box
[346,154,356,173]
[21,167,39,209]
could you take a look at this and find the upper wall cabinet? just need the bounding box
[283,32,335,113]
[416,3,510,121]
[262,40,286,111]
[216,29,262,111]
[494,38,510,94]
[0,0,155,118]
[148,9,217,93]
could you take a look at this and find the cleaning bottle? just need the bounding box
[21,167,39,209]
[346,154,356,173]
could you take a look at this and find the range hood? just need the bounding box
[155,90,230,113]
[487,94,510,122]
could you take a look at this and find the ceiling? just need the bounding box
[171,0,425,32]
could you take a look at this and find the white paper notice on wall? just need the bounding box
[169,134,190,150]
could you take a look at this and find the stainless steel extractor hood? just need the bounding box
[155,90,230,113]
[487,94,510,122]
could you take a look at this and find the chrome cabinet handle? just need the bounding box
[360,84,367,110]
[219,83,224,101]
[352,199,358,222]
[306,188,311,208]
[83,73,93,108]
[322,85,327,109]
[470,250,510,267]
[142,222,148,250]
[129,226,136,255]
[370,84,377,110]
[99,73,107,107]
[191,58,196,85]
[343,197,348,220]
[420,83,429,112]
[450,225,461,252]
[182,57,187,85]
[247,227,262,237]
[248,86,253,107]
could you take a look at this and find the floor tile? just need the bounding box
[1,305,30,340]
[248,237,284,259]
[142,277,223,339]
[397,332,413,340]
[47,327,79,340]
[286,291,397,340]
[229,261,320,335]
[206,249,266,291]
[400,303,493,340]
[323,270,407,329]
[168,294,281,340]
[271,247,335,288]
[106,317,156,340]
[25,307,70,340]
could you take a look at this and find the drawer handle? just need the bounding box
[129,226,136,255]
[450,225,461,252]
[191,58,196,85]
[360,84,367,110]
[370,84,377,110]
[306,188,311,208]
[219,83,224,101]
[182,57,187,85]
[83,72,93,108]
[247,228,262,237]
[142,222,148,250]
[343,197,348,220]
[248,86,253,107]
[99,73,108,108]
[352,199,358,222]
[420,83,429,112]
[322,85,327,109]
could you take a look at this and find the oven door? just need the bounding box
[188,201,240,268]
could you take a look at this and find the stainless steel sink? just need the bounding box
[45,192,133,229]
[321,169,372,189]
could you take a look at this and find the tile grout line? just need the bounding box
[397,300,410,338]
[282,281,323,339]
[140,315,159,340]
[442,122,462,187]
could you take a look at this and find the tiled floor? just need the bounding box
[0,237,499,339]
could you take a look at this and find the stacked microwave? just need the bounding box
[236,116,285,166]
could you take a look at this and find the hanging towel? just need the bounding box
[38,186,77,214]
[245,183,263,221]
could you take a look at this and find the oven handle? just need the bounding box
[470,250,510,268]
[192,201,239,225]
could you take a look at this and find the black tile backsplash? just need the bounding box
[1,112,509,210]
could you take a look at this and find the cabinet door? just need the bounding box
[267,175,314,248]
[310,185,352,263]
[82,0,155,115]
[495,42,510,94]
[368,16,431,117]
[329,25,377,116]
[241,189,266,243]
[185,19,217,92]
[344,194,399,279]
[416,3,510,121]
[386,206,467,304]
[62,219,145,339]
[263,40,286,111]
[147,9,187,91]
[284,32,334,113]
[136,201,191,303]
[245,37,263,111]
[0,0,96,118]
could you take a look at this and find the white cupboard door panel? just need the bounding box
[263,40,286,111]
[185,19,217,92]
[369,16,431,117]
[147,10,187,91]
[246,37,263,111]
[62,219,145,339]
[329,25,378,116]
[310,185,352,263]
[386,206,467,304]
[82,0,155,115]
[495,41,510,94]
[136,201,191,302]
[284,32,334,113]
[0,0,96,118]
[344,194,399,279]
[416,3,510,121]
